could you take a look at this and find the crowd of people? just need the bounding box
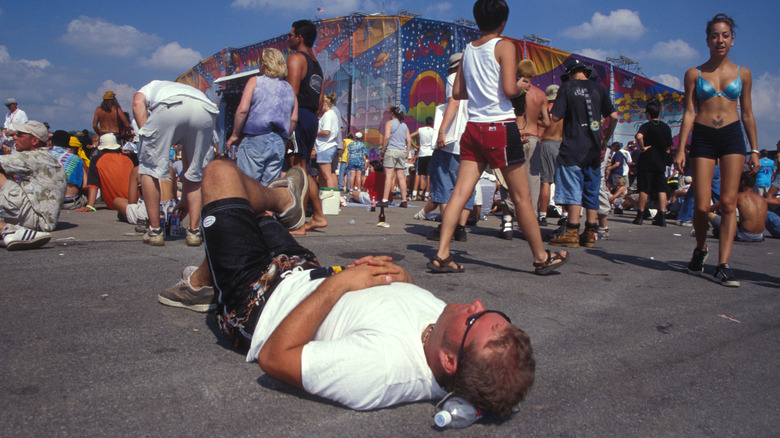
[2,0,778,425]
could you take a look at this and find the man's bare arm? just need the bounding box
[286,53,306,96]
[132,93,149,129]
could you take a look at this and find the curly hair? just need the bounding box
[100,97,118,112]
[450,324,535,416]
[707,13,736,37]
[262,48,287,79]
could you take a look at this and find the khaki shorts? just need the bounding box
[382,148,406,169]
[0,180,46,230]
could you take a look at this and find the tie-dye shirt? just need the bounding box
[49,146,84,187]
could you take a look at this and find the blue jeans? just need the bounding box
[429,149,475,209]
[766,210,780,239]
[338,161,349,190]
[236,132,285,185]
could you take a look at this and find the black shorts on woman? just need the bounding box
[689,121,747,159]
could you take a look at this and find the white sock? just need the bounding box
[502,215,512,226]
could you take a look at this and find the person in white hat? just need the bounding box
[0,120,66,250]
[76,133,134,215]
[3,98,28,150]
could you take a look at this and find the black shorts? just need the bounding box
[689,121,747,159]
[416,156,431,176]
[202,198,319,346]
[286,107,319,172]
[636,171,667,195]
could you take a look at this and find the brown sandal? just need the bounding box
[533,250,568,275]
[427,255,465,274]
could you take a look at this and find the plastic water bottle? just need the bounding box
[434,397,482,429]
[170,207,183,237]
[158,206,166,235]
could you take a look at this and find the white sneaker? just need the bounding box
[413,209,426,220]
[1,225,51,251]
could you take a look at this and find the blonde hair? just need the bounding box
[323,92,336,108]
[262,48,287,79]
[517,59,536,78]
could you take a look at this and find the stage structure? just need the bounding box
[176,14,684,154]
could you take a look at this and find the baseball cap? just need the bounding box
[545,85,560,101]
[5,98,17,106]
[355,132,363,139]
[12,121,49,142]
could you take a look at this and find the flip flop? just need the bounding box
[427,255,465,274]
[533,249,568,275]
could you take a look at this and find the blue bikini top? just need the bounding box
[696,66,741,101]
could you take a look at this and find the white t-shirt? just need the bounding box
[5,108,28,130]
[417,126,435,158]
[315,109,340,153]
[462,38,515,122]
[247,269,447,410]
[137,80,218,113]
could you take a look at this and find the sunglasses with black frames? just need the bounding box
[456,310,511,366]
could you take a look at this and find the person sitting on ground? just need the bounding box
[76,133,134,214]
[158,159,535,415]
[49,130,87,210]
[708,170,767,242]
[349,160,389,205]
[113,166,177,226]
[0,121,66,250]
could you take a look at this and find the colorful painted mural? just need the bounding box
[176,15,683,152]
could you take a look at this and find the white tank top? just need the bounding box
[462,38,515,122]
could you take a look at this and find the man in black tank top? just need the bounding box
[286,19,327,234]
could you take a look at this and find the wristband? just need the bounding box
[750,150,759,154]
[86,205,96,211]
[309,266,344,280]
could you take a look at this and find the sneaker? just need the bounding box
[597,226,610,240]
[579,225,596,248]
[186,228,202,246]
[499,220,513,240]
[268,166,308,230]
[557,215,569,226]
[157,266,216,312]
[652,213,667,227]
[426,225,442,241]
[549,225,580,248]
[613,206,624,215]
[454,225,467,242]
[677,220,693,227]
[399,201,408,208]
[1,225,51,251]
[632,211,644,225]
[142,227,164,246]
[687,246,708,275]
[713,263,740,287]
[413,209,426,220]
[538,216,548,226]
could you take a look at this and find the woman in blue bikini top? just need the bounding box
[673,13,760,287]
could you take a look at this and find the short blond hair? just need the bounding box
[517,59,536,78]
[262,48,287,79]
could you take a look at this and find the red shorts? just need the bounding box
[459,120,525,168]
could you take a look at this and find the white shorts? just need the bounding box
[137,96,217,182]
[125,200,148,225]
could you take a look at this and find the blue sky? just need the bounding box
[1,0,778,147]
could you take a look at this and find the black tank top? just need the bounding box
[298,52,323,112]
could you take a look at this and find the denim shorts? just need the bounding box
[316,146,338,164]
[236,132,286,185]
[554,163,600,210]
[429,149,475,209]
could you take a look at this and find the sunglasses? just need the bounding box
[456,310,511,365]
[13,132,29,138]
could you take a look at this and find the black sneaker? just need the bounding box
[499,221,513,240]
[687,247,708,276]
[613,206,624,215]
[713,263,740,287]
[454,225,467,242]
[557,216,568,226]
[538,216,548,226]
[632,211,644,225]
[426,225,442,241]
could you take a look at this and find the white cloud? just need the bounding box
[139,42,203,71]
[563,9,646,41]
[751,72,780,144]
[651,74,682,90]
[578,48,610,62]
[646,39,699,64]
[60,16,161,57]
[232,0,361,14]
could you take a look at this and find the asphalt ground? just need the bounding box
[1,201,778,437]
